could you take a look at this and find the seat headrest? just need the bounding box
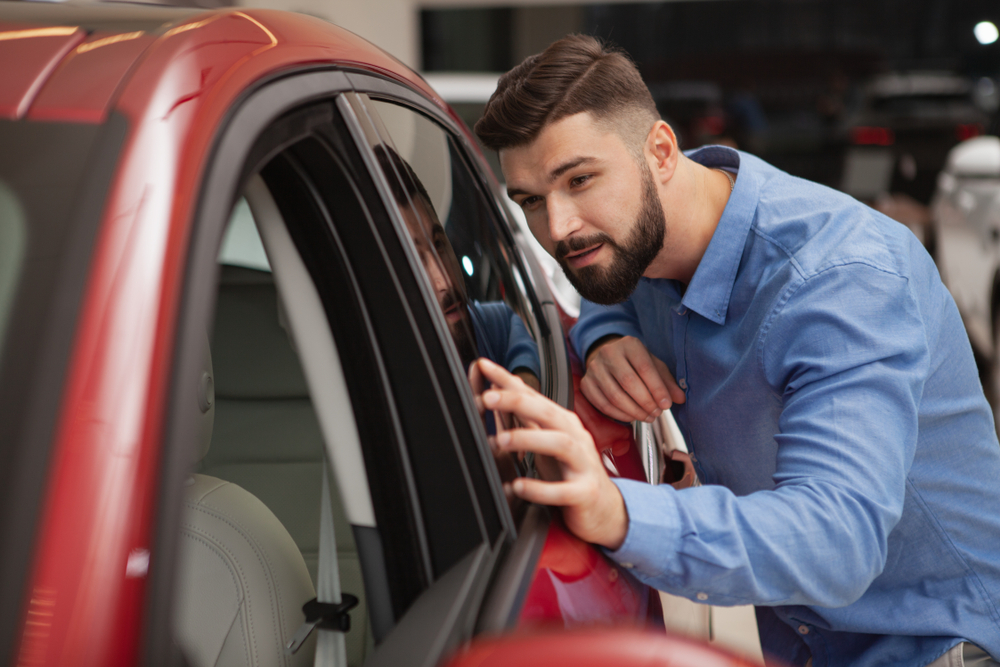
[211,265,309,399]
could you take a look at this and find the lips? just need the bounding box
[563,243,603,269]
[442,296,465,324]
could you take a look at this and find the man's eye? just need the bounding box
[571,174,592,188]
[521,196,541,210]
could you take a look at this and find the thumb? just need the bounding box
[653,355,686,405]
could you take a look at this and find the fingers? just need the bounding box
[474,357,526,391]
[509,478,578,506]
[584,337,675,422]
[580,373,646,423]
[580,337,667,421]
[482,386,584,437]
[493,428,594,466]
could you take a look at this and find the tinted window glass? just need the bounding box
[367,100,544,520]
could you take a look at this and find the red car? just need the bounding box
[0,4,759,667]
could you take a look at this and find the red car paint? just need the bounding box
[0,24,85,118]
[6,11,453,666]
[518,517,651,628]
[442,628,763,667]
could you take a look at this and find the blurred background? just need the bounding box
[52,0,1000,214]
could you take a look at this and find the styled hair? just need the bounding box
[475,34,658,157]
[373,144,437,216]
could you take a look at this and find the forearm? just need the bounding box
[608,479,892,608]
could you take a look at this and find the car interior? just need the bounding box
[173,183,372,667]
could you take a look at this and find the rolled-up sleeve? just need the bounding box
[605,263,928,608]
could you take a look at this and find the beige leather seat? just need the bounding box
[173,334,317,667]
[198,264,370,665]
[175,475,317,667]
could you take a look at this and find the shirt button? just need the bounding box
[678,378,687,390]
[620,562,634,569]
[798,625,809,635]
[696,592,708,601]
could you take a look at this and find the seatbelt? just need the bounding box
[286,458,355,665]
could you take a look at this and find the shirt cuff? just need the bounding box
[603,478,681,579]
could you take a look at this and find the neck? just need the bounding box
[644,155,732,284]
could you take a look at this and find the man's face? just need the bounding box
[501,112,666,305]
[402,197,478,366]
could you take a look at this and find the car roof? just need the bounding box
[0,1,445,123]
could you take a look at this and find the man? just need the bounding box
[471,35,1000,666]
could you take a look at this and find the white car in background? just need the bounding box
[931,136,1000,423]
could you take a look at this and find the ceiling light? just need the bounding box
[974,21,998,45]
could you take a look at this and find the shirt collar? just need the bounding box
[677,146,760,325]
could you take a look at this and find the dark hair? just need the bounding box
[475,35,658,154]
[373,144,437,216]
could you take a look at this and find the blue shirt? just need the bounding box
[571,147,1000,666]
[470,300,540,378]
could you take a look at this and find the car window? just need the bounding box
[368,100,544,386]
[217,196,271,272]
[359,99,549,519]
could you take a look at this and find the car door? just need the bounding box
[143,64,559,667]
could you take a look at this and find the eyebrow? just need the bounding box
[507,156,597,199]
[550,156,596,181]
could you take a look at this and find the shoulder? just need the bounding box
[744,153,916,282]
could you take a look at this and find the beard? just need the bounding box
[441,289,479,369]
[555,164,666,305]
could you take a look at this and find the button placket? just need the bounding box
[671,306,689,402]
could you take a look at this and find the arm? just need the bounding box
[487,264,927,607]
[504,306,541,391]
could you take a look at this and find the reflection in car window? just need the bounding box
[369,101,542,391]
[367,101,545,516]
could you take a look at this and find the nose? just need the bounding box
[546,194,582,244]
[424,253,450,295]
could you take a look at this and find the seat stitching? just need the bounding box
[185,497,289,664]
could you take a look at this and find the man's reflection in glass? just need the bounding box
[374,145,541,391]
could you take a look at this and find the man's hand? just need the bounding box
[472,358,629,550]
[582,335,686,423]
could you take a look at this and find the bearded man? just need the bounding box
[470,34,1000,667]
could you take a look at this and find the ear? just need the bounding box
[647,120,679,184]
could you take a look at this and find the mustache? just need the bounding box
[554,233,615,262]
[440,289,464,312]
